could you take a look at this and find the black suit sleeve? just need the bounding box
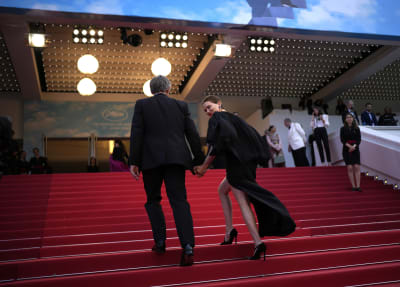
[130,100,144,167]
[181,102,205,166]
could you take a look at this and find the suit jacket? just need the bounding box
[288,122,306,151]
[361,111,378,126]
[130,93,204,171]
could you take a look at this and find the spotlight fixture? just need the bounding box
[215,44,232,57]
[120,28,142,47]
[28,23,47,47]
[29,33,46,48]
[72,26,104,44]
[248,36,276,53]
[394,184,398,190]
[160,32,188,48]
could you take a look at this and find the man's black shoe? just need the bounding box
[151,242,166,254]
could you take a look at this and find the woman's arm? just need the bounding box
[323,114,330,127]
[195,145,216,177]
[266,135,279,151]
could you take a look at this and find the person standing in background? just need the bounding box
[284,118,309,167]
[342,100,359,124]
[265,126,285,167]
[378,107,398,126]
[310,107,331,166]
[335,98,346,115]
[341,113,362,192]
[361,103,378,126]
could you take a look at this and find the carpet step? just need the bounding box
[2,245,399,287]
[1,229,399,282]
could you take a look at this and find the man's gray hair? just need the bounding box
[284,118,292,123]
[150,75,171,94]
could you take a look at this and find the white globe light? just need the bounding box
[151,57,171,76]
[143,80,153,97]
[77,54,99,74]
[98,30,104,36]
[77,78,96,96]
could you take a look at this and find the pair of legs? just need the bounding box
[292,147,310,167]
[314,127,331,164]
[218,177,262,246]
[346,164,361,189]
[142,164,194,249]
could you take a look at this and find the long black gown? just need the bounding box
[207,112,296,237]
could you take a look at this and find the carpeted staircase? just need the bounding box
[1,166,400,286]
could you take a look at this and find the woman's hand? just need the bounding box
[194,165,207,177]
[348,145,356,152]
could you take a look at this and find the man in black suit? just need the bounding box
[342,100,360,124]
[361,103,378,126]
[129,75,204,266]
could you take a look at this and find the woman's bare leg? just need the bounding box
[354,164,361,188]
[231,187,262,246]
[347,165,355,188]
[218,177,233,240]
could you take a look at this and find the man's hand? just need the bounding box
[130,165,140,180]
[288,145,292,153]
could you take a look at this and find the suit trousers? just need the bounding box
[292,147,309,167]
[313,127,331,163]
[142,164,194,248]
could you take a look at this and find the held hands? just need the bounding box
[194,165,207,177]
[130,165,140,180]
[349,145,356,153]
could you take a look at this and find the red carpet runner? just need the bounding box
[0,166,400,286]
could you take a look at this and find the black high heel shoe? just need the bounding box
[220,228,238,245]
[249,242,266,261]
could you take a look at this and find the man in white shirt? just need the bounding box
[284,118,309,167]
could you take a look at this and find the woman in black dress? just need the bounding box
[195,96,296,260]
[112,139,129,164]
[341,113,362,191]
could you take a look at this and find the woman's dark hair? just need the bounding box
[112,139,127,162]
[313,106,322,115]
[202,95,221,105]
[268,125,275,132]
[344,112,359,129]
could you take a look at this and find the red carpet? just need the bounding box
[0,166,400,286]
